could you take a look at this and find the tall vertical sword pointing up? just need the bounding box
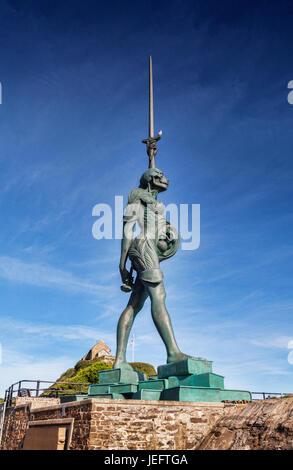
[142,56,162,169]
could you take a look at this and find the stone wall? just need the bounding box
[198,397,293,450]
[1,397,61,450]
[2,398,293,450]
[1,397,226,450]
[4,397,293,450]
[15,397,60,409]
[87,399,226,450]
[1,405,31,450]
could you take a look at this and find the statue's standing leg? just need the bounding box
[114,278,148,371]
[142,280,189,363]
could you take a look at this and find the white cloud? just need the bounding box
[1,317,116,344]
[0,348,73,397]
[0,256,112,296]
[0,318,120,397]
[250,336,293,350]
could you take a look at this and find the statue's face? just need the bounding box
[140,168,169,192]
[150,169,169,192]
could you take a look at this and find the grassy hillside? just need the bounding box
[46,359,156,394]
[128,362,156,377]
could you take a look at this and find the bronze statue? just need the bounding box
[114,57,190,371]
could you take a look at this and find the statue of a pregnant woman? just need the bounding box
[114,57,191,371]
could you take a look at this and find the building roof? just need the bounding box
[81,339,112,361]
[93,339,111,353]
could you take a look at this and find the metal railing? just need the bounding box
[2,380,292,408]
[4,379,91,407]
[251,391,293,400]
[0,401,7,447]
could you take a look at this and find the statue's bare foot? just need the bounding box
[167,352,193,363]
[113,359,134,371]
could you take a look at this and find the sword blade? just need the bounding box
[149,56,154,138]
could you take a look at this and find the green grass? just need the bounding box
[43,360,156,395]
[129,362,156,378]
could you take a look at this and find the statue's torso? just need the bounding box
[124,188,166,240]
[124,188,179,282]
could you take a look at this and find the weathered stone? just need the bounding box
[168,373,225,389]
[198,397,293,450]
[132,389,161,400]
[99,369,139,385]
[157,358,213,379]
[138,379,168,391]
[3,397,293,450]
[190,417,207,423]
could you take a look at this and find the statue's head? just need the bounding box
[139,168,169,192]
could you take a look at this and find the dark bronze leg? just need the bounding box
[114,279,148,370]
[144,281,191,363]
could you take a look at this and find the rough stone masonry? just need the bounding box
[1,396,293,450]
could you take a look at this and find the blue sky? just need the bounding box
[0,0,293,396]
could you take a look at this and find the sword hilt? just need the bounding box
[142,131,162,168]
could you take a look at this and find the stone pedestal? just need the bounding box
[60,394,87,403]
[157,357,212,378]
[88,368,144,397]
[87,359,251,403]
[98,368,139,385]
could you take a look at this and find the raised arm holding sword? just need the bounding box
[114,57,192,371]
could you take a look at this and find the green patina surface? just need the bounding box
[86,364,251,403]
[132,389,162,400]
[135,372,148,382]
[162,386,221,402]
[88,384,113,395]
[157,358,213,379]
[138,379,168,391]
[109,383,138,394]
[98,368,139,385]
[162,386,251,402]
[110,62,251,403]
[60,394,88,403]
[90,393,126,399]
[167,373,224,389]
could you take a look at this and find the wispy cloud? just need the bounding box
[1,317,116,344]
[0,347,74,396]
[0,256,113,296]
[249,336,293,350]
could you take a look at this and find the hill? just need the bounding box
[46,359,156,394]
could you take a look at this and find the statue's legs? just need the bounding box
[143,280,191,363]
[114,278,148,371]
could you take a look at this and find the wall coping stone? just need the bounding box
[13,397,226,415]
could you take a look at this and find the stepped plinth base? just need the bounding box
[168,372,224,389]
[88,384,112,395]
[90,393,127,399]
[110,383,138,394]
[138,379,168,391]
[98,368,139,385]
[87,362,251,403]
[162,386,251,402]
[157,357,212,378]
[132,389,162,400]
[60,394,87,403]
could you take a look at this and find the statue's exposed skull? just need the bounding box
[139,168,169,192]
